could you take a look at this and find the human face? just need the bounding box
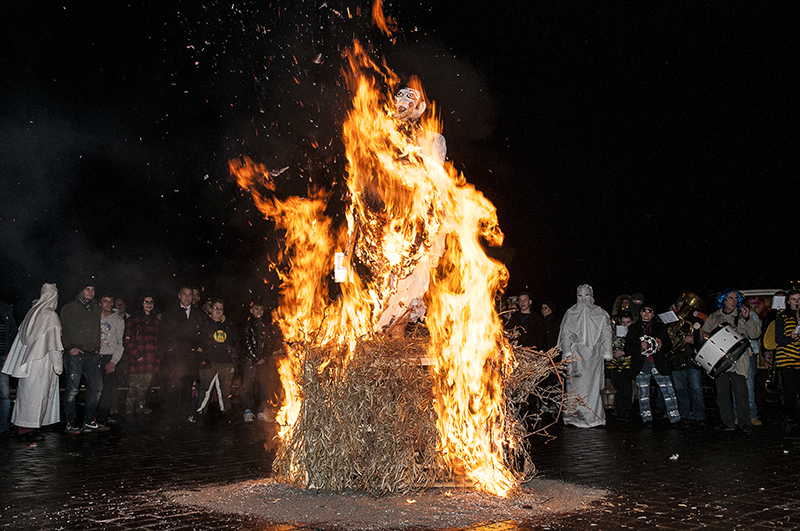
[114,298,126,315]
[541,304,552,317]
[788,293,800,311]
[192,289,201,305]
[723,292,738,313]
[250,305,265,319]
[81,286,95,301]
[518,295,531,313]
[620,298,630,310]
[100,296,115,314]
[210,302,224,322]
[142,297,155,315]
[640,307,654,322]
[178,288,193,308]
[620,317,633,327]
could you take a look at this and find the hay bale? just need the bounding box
[273,337,565,495]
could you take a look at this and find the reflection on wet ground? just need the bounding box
[3,408,800,530]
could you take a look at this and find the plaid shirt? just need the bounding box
[124,315,163,374]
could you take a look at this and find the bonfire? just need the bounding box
[231,33,566,496]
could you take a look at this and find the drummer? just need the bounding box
[702,289,762,433]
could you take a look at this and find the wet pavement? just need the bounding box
[3,401,800,530]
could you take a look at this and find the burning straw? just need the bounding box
[272,336,566,496]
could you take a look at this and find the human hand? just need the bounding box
[105,362,116,374]
[69,348,83,356]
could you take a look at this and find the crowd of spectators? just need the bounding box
[1,280,799,439]
[0,281,283,439]
[501,286,800,434]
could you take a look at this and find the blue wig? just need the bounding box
[716,289,744,310]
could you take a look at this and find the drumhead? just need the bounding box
[707,338,749,378]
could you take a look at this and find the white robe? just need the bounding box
[1,283,64,428]
[558,285,613,428]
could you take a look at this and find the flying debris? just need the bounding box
[269,166,289,177]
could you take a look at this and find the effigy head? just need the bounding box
[394,87,426,121]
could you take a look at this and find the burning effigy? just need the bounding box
[230,38,565,496]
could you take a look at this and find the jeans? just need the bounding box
[64,350,103,424]
[636,362,681,423]
[0,368,10,433]
[97,354,119,423]
[671,368,706,421]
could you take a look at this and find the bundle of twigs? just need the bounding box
[272,336,566,495]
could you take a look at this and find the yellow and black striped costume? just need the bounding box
[606,336,631,371]
[775,311,800,369]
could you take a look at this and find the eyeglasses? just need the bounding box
[641,308,654,314]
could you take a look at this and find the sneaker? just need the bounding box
[82,420,110,433]
[244,411,255,423]
[751,418,763,426]
[187,415,197,423]
[65,421,81,435]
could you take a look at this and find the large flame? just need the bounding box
[231,42,515,495]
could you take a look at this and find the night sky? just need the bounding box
[1,1,797,321]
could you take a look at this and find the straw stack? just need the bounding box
[272,335,566,495]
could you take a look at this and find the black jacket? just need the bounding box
[505,311,547,349]
[625,318,671,377]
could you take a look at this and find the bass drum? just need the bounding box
[694,324,749,378]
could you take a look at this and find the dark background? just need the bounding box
[1,1,797,322]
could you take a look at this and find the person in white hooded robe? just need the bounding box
[558,284,613,427]
[1,283,64,434]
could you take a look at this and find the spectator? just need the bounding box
[607,310,634,421]
[629,293,644,323]
[1,284,62,438]
[114,298,130,319]
[159,286,205,424]
[667,299,707,426]
[60,281,107,433]
[191,287,202,309]
[540,301,561,351]
[612,294,632,317]
[196,299,238,420]
[626,302,681,427]
[702,289,760,433]
[505,291,546,350]
[97,294,125,426]
[112,297,129,418]
[742,297,763,425]
[558,284,612,428]
[760,291,786,409]
[775,289,800,433]
[123,295,162,418]
[241,300,272,423]
[0,297,18,436]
